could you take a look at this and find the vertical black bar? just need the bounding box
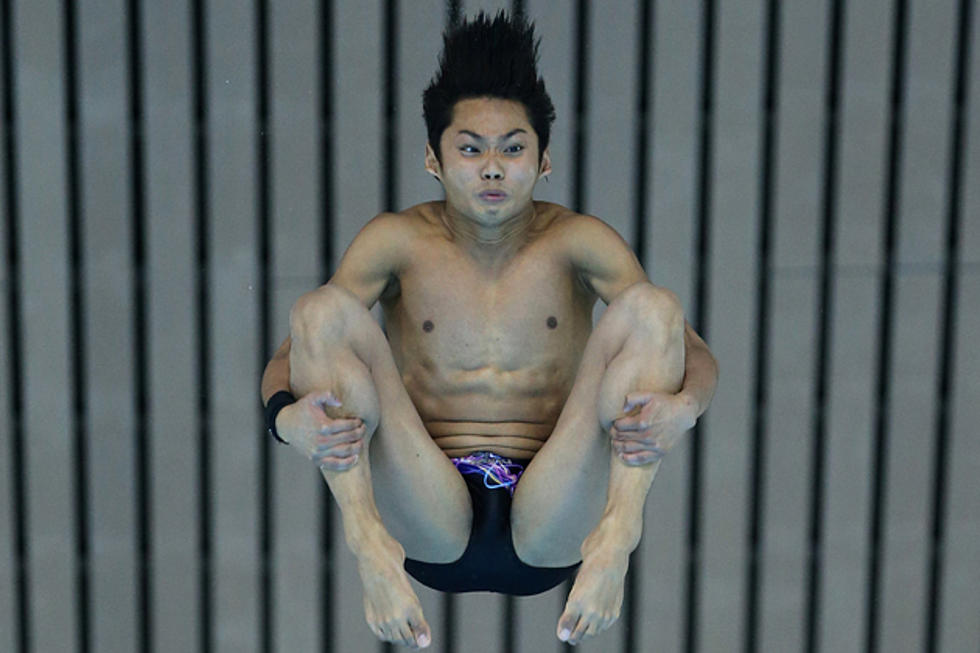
[380,2,397,652]
[1,0,29,651]
[189,1,213,651]
[255,0,273,650]
[865,0,909,651]
[623,1,654,650]
[382,0,397,216]
[125,0,152,650]
[318,2,337,651]
[511,0,525,21]
[62,0,90,651]
[561,4,590,651]
[923,0,973,650]
[684,1,715,652]
[743,1,780,651]
[570,0,589,214]
[804,1,845,651]
[502,595,516,653]
[441,593,456,653]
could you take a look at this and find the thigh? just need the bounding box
[509,309,622,567]
[510,283,680,566]
[366,342,474,563]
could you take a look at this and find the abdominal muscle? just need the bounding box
[407,370,574,461]
[424,419,554,460]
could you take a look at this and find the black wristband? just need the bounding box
[265,390,297,444]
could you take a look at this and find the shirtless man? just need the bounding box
[260,12,717,649]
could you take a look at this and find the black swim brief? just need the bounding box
[403,452,581,596]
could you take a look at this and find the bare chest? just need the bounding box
[382,244,595,391]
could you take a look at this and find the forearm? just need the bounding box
[261,337,292,404]
[680,324,718,419]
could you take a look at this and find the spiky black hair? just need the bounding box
[422,10,556,163]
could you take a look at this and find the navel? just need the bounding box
[423,319,434,333]
[547,316,558,329]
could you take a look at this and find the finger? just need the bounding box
[316,454,358,471]
[622,450,664,466]
[312,390,343,408]
[613,440,642,457]
[619,452,651,466]
[316,441,359,458]
[318,426,365,445]
[318,429,365,448]
[317,438,363,456]
[616,404,667,427]
[613,417,646,432]
[320,418,362,434]
[618,433,672,452]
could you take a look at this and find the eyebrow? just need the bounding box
[457,128,528,141]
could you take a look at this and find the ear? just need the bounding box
[424,143,442,180]
[538,148,553,180]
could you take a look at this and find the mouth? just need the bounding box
[478,190,508,202]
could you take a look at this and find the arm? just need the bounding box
[566,214,718,463]
[564,214,718,410]
[679,320,718,421]
[260,213,408,462]
[260,212,408,400]
[261,337,292,404]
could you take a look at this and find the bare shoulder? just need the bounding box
[326,206,434,307]
[353,206,427,247]
[537,203,647,303]
[541,205,612,239]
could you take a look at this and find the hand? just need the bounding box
[609,391,698,466]
[276,391,366,471]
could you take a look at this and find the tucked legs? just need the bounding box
[289,284,472,649]
[510,281,686,644]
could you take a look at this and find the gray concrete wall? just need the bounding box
[1,0,978,652]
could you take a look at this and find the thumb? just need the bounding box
[313,391,343,408]
[623,392,655,413]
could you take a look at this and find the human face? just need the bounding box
[425,97,551,228]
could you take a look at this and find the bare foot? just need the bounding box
[355,531,432,649]
[556,528,630,646]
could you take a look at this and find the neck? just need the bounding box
[440,201,537,267]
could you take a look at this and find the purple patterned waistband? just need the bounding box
[451,451,526,497]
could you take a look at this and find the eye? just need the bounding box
[503,144,525,154]
[460,144,481,154]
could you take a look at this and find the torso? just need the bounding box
[380,201,598,459]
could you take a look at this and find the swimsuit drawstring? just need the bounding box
[451,451,525,496]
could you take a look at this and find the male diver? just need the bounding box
[261,11,718,649]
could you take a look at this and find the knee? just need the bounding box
[607,282,685,346]
[290,283,374,347]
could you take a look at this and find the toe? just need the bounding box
[600,611,620,632]
[557,610,579,642]
[569,614,593,645]
[410,620,431,648]
[394,621,418,648]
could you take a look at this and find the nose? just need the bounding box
[481,156,504,180]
